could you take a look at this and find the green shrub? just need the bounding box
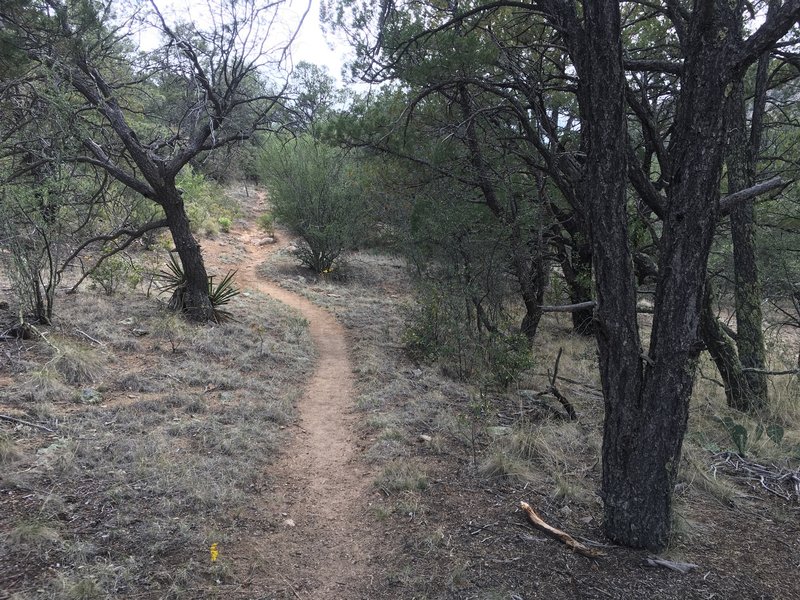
[88,252,140,295]
[257,212,274,235]
[176,166,235,235]
[217,216,232,233]
[158,254,240,323]
[260,136,369,273]
[403,286,533,387]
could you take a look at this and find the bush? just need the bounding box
[217,216,232,233]
[176,166,235,236]
[257,212,274,235]
[403,285,533,388]
[88,252,140,295]
[260,136,369,273]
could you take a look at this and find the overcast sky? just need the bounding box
[288,0,351,81]
[133,0,353,82]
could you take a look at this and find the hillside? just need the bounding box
[1,187,799,599]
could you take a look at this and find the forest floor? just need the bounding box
[1,186,799,599]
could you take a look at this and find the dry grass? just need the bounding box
[0,251,313,597]
[255,238,800,597]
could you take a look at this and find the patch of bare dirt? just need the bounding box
[201,196,382,598]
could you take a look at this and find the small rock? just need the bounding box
[258,237,275,246]
[412,369,423,378]
[559,505,572,516]
[419,434,433,443]
[119,317,135,326]
[579,516,593,524]
[131,328,149,337]
[0,301,9,311]
[284,518,296,527]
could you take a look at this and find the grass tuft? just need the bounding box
[377,461,429,494]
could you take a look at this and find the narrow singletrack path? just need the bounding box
[203,214,376,598]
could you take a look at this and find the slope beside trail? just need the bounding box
[203,213,377,598]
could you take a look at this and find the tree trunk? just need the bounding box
[161,189,214,322]
[512,224,547,341]
[579,0,738,551]
[551,215,594,336]
[722,50,770,412]
[569,245,594,335]
[701,281,749,410]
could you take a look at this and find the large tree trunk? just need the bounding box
[580,0,737,551]
[161,189,214,322]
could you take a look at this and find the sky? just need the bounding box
[286,0,352,81]
[133,0,353,83]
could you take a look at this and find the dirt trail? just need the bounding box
[204,223,375,598]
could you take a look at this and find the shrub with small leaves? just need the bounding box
[217,216,232,233]
[88,252,140,295]
[257,212,274,235]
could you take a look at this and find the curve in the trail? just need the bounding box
[207,230,374,599]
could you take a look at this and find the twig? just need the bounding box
[280,574,302,599]
[75,329,104,346]
[469,521,499,535]
[644,557,699,574]
[540,301,596,313]
[519,501,604,558]
[741,367,799,376]
[0,414,55,432]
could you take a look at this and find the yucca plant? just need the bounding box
[159,254,240,323]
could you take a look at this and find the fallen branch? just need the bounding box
[0,414,55,432]
[540,301,596,313]
[519,501,605,558]
[644,557,699,574]
[741,367,799,376]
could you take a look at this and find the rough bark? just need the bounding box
[725,40,771,411]
[701,281,748,409]
[161,188,215,321]
[577,0,746,551]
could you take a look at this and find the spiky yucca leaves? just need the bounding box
[159,254,240,323]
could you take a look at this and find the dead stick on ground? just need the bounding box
[644,557,699,574]
[280,574,302,599]
[0,414,55,432]
[519,501,604,558]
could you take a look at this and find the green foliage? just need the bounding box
[260,136,369,273]
[158,254,240,323]
[716,416,786,457]
[403,285,533,388]
[176,166,234,237]
[217,216,232,233]
[257,212,274,235]
[88,252,140,295]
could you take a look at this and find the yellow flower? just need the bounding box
[210,542,219,562]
